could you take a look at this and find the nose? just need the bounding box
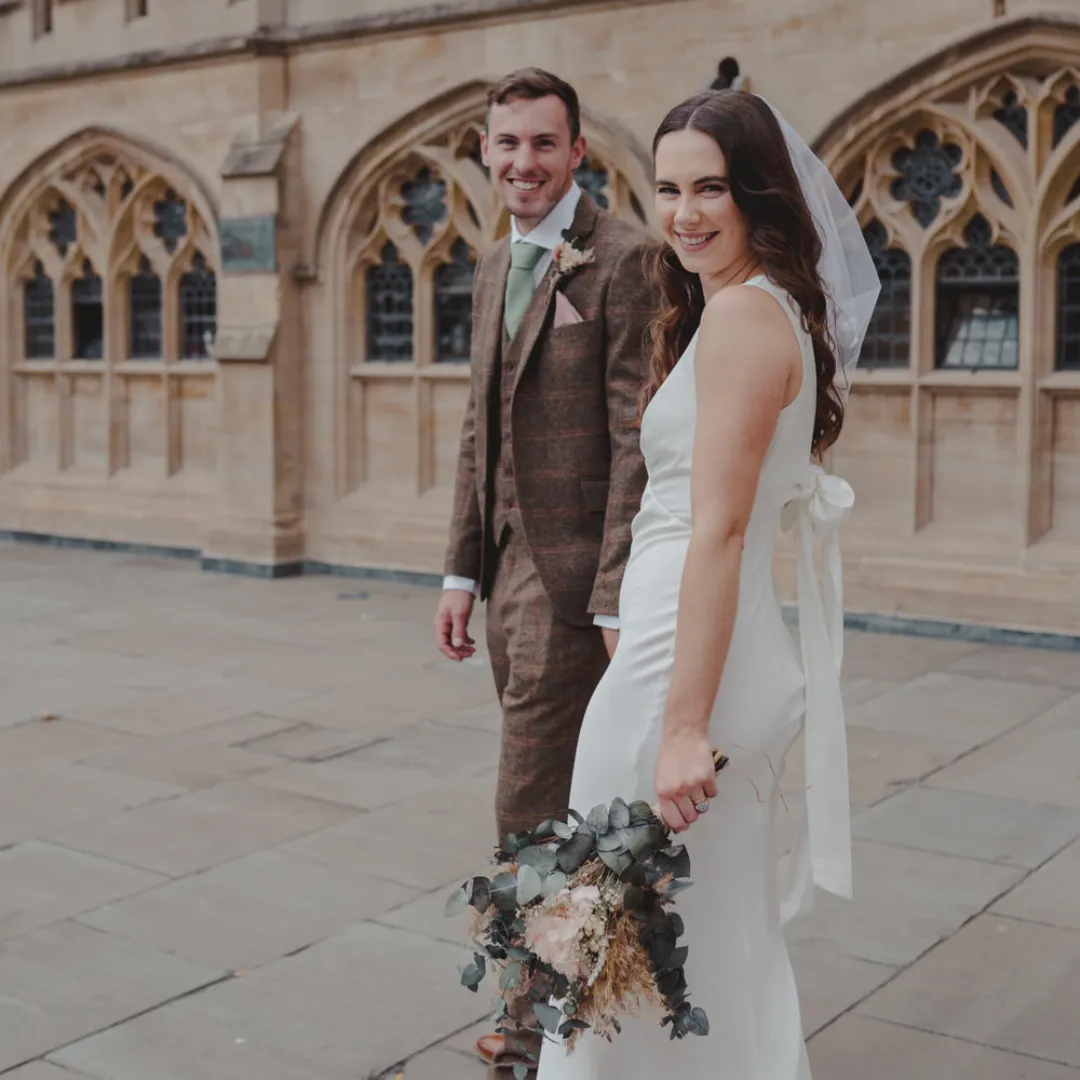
[674,197,702,232]
[512,144,540,176]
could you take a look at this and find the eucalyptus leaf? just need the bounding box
[598,848,633,874]
[516,864,543,906]
[533,1001,564,1034]
[659,844,691,879]
[628,800,655,824]
[518,844,559,876]
[627,822,667,858]
[586,804,610,836]
[552,820,575,840]
[567,809,584,825]
[505,944,532,961]
[558,1018,590,1037]
[491,871,519,912]
[499,960,523,991]
[595,830,624,852]
[533,819,557,842]
[444,883,470,918]
[541,869,568,898]
[664,877,695,896]
[470,877,492,912]
[514,1065,529,1080]
[609,797,631,829]
[686,1006,710,1036]
[556,830,594,874]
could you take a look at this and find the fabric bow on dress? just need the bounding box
[779,465,855,921]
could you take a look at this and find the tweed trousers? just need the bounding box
[486,526,609,844]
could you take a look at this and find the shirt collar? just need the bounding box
[510,181,582,252]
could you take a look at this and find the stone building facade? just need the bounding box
[0,0,1078,634]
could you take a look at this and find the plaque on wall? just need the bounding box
[220,215,277,273]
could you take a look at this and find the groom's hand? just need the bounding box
[601,627,619,659]
[435,590,476,662]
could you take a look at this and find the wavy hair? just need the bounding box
[645,91,844,455]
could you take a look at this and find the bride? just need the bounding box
[536,91,879,1079]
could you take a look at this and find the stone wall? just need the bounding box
[0,0,1079,633]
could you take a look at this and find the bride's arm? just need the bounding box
[655,284,801,834]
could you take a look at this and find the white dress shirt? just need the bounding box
[444,182,618,631]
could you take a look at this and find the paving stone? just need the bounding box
[71,679,322,738]
[993,840,1080,931]
[0,764,182,847]
[852,786,1080,868]
[0,841,165,942]
[434,701,502,735]
[0,717,135,777]
[0,920,222,1071]
[809,1013,1080,1079]
[282,771,497,891]
[376,881,474,946]
[54,923,488,1080]
[0,676,156,733]
[3,1062,97,1079]
[847,673,1067,750]
[236,721,375,762]
[398,1047,487,1080]
[789,945,895,1037]
[79,848,418,971]
[947,644,1080,689]
[840,632,982,681]
[54,780,358,876]
[926,693,1080,809]
[787,840,1023,966]
[781,725,960,810]
[858,916,1080,1067]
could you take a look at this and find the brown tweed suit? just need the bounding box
[444,193,653,842]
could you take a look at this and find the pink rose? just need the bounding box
[523,886,601,980]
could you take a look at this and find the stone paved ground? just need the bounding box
[1,540,1079,1079]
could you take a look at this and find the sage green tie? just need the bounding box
[504,242,546,339]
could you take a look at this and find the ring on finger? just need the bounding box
[694,797,709,814]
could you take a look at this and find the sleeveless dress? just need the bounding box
[536,276,854,1080]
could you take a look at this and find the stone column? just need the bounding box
[202,103,305,576]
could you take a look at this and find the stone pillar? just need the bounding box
[202,102,304,576]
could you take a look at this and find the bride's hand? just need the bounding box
[654,729,719,834]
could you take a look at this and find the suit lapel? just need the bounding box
[509,193,600,398]
[478,239,511,400]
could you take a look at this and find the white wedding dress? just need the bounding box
[537,275,854,1080]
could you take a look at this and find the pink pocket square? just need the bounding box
[554,291,585,328]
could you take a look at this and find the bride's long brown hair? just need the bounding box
[644,91,844,455]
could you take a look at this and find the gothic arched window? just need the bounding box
[434,237,475,363]
[129,255,162,358]
[366,243,414,362]
[1057,243,1080,371]
[24,261,55,360]
[935,215,1019,369]
[179,253,216,360]
[861,220,912,368]
[72,259,104,360]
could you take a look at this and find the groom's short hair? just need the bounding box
[486,68,582,143]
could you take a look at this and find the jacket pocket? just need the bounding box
[580,478,610,513]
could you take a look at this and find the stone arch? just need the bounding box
[813,14,1080,553]
[0,126,221,479]
[313,81,654,501]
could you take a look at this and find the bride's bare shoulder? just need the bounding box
[697,280,799,364]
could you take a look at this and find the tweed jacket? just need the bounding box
[444,193,653,627]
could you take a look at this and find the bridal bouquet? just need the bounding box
[446,752,729,1072]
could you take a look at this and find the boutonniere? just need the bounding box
[552,229,595,279]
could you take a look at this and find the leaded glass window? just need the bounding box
[935,215,1019,370]
[1057,244,1080,371]
[993,91,1028,148]
[153,189,187,254]
[179,253,216,359]
[24,261,54,360]
[860,220,911,369]
[366,243,413,362]
[49,199,76,257]
[72,259,103,360]
[575,158,610,210]
[401,169,447,245]
[129,255,162,359]
[434,238,475,363]
[891,130,963,228]
[1054,86,1080,149]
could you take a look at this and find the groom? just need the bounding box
[435,55,650,949]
